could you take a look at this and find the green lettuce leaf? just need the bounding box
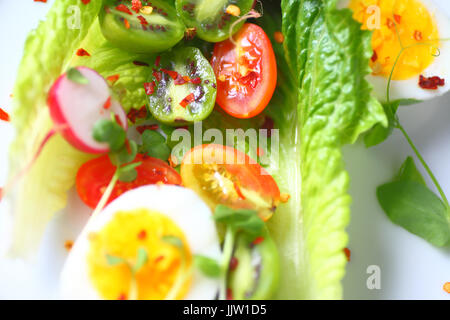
[71,22,155,112]
[8,0,102,257]
[263,0,386,299]
[8,1,158,256]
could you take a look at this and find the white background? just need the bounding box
[0,0,449,299]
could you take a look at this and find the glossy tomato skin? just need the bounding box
[76,154,182,209]
[211,23,277,119]
[180,144,281,221]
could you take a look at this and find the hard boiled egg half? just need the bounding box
[60,185,222,300]
[341,0,450,102]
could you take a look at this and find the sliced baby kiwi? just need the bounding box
[146,47,217,126]
[99,0,185,53]
[228,229,280,300]
[176,0,254,42]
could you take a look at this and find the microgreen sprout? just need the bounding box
[213,205,265,299]
[105,247,149,300]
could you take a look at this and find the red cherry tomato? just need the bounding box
[211,23,277,119]
[76,154,182,209]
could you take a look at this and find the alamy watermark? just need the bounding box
[166,121,280,173]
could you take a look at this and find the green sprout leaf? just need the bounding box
[377,157,450,247]
[93,119,126,152]
[162,235,183,249]
[106,254,126,267]
[139,130,171,161]
[364,101,399,147]
[132,247,149,274]
[66,67,89,84]
[214,205,265,237]
[118,168,138,183]
[117,161,141,183]
[395,156,426,185]
[109,140,138,167]
[194,255,221,278]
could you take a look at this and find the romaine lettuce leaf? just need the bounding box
[263,0,386,299]
[8,0,102,257]
[71,22,155,112]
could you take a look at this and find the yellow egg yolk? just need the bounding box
[349,0,440,80]
[87,209,192,300]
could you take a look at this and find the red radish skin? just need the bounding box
[48,67,128,154]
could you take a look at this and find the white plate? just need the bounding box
[0,0,449,300]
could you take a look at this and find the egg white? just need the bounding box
[340,0,450,102]
[60,185,222,300]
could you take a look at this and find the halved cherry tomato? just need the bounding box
[76,154,182,209]
[210,23,277,119]
[180,144,280,221]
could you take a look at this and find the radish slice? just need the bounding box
[47,67,128,154]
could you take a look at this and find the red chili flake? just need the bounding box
[393,14,401,24]
[81,0,91,4]
[154,256,165,264]
[190,77,202,84]
[371,50,378,62]
[226,288,233,300]
[106,74,120,84]
[387,18,395,28]
[252,236,265,245]
[115,114,124,127]
[343,248,351,261]
[274,31,285,43]
[133,60,149,67]
[116,4,133,15]
[124,18,130,29]
[137,230,147,240]
[64,240,74,251]
[261,116,274,137]
[103,96,111,110]
[256,147,264,157]
[136,124,159,134]
[131,0,143,13]
[124,139,132,154]
[137,15,148,25]
[174,74,187,85]
[414,30,423,41]
[419,75,445,90]
[34,0,47,2]
[179,93,195,108]
[229,257,239,271]
[76,48,90,57]
[137,106,147,118]
[0,187,3,202]
[233,181,246,200]
[117,293,127,300]
[0,108,10,122]
[155,56,161,67]
[161,68,179,80]
[144,81,156,95]
[152,69,162,82]
[127,106,147,123]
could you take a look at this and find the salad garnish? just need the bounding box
[361,15,450,247]
[0,107,10,122]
